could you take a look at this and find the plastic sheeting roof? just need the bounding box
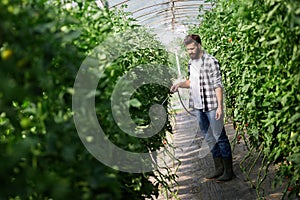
[100,0,213,49]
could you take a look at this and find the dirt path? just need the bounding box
[155,110,295,200]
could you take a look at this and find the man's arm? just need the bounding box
[210,58,224,120]
[215,87,223,120]
[170,80,190,93]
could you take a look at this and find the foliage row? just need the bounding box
[0,0,172,199]
[191,0,300,198]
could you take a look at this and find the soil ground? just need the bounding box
[154,110,298,200]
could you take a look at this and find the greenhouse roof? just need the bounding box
[98,0,214,49]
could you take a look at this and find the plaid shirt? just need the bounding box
[188,51,223,112]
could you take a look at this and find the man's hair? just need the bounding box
[184,34,202,46]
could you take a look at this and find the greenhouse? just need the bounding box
[0,0,299,199]
[102,0,213,46]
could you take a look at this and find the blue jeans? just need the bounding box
[195,109,232,158]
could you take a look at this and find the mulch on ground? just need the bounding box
[155,110,296,200]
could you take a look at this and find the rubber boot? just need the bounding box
[216,157,235,182]
[206,157,224,179]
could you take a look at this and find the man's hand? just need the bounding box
[215,106,223,120]
[170,83,181,93]
[170,80,190,93]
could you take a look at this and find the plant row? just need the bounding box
[190,0,300,198]
[0,1,173,199]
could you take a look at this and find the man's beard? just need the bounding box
[190,48,201,59]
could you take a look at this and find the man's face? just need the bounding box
[186,42,201,60]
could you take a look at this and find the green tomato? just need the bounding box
[20,118,31,129]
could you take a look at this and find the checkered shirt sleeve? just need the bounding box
[188,52,224,112]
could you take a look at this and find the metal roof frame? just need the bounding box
[104,0,214,49]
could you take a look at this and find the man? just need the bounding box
[170,34,234,182]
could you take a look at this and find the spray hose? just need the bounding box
[161,91,196,117]
[176,91,197,117]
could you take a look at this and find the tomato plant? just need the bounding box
[191,0,300,198]
[0,1,174,199]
